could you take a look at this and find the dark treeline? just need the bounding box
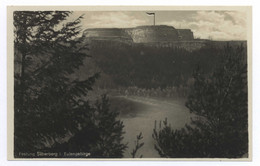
[89,40,227,89]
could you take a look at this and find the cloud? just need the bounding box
[82,12,148,28]
[68,11,247,40]
[225,11,247,25]
[160,11,247,40]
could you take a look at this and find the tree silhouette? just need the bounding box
[131,132,144,158]
[46,95,127,158]
[153,44,248,158]
[14,11,100,157]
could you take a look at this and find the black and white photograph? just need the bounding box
[8,6,251,160]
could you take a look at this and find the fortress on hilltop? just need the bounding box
[83,25,194,43]
[82,25,246,52]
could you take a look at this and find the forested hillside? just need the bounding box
[78,40,246,91]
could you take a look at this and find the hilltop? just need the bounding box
[82,25,246,52]
[83,25,194,43]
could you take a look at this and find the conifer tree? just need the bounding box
[14,11,99,156]
[153,44,248,158]
[89,95,127,157]
[48,95,127,158]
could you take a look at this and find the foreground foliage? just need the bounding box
[47,95,127,158]
[14,11,126,158]
[153,45,248,158]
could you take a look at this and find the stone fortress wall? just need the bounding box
[124,25,194,43]
[83,25,194,43]
[83,25,246,51]
[83,28,133,43]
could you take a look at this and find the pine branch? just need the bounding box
[131,132,144,158]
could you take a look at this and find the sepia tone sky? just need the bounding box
[67,10,248,41]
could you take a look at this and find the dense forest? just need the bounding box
[89,40,221,89]
[82,40,246,99]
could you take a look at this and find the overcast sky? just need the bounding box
[68,10,248,41]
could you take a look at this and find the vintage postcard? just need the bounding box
[7,6,252,160]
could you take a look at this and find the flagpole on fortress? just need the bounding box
[146,12,155,26]
[154,14,155,26]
